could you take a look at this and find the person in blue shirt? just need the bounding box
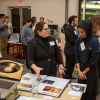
[75,20,99,100]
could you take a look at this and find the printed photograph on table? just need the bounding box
[68,83,87,93]
[21,77,31,81]
[17,83,32,88]
[43,86,62,94]
[42,80,55,85]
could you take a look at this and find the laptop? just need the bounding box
[9,33,19,42]
[0,58,23,99]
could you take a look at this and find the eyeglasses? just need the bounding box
[43,28,50,31]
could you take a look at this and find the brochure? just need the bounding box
[38,76,70,97]
[17,73,47,91]
[68,83,87,93]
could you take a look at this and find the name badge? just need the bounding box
[49,41,55,46]
[74,31,77,35]
[89,47,92,50]
[80,42,85,51]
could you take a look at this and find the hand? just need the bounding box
[80,74,86,80]
[81,71,86,80]
[82,71,86,76]
[58,64,66,75]
[78,70,83,78]
[31,64,43,79]
[78,71,86,80]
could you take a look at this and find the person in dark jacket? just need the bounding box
[75,20,99,100]
[27,22,66,79]
[64,15,78,79]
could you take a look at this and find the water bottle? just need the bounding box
[32,77,39,97]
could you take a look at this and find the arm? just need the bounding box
[77,63,82,75]
[83,53,99,75]
[75,40,84,79]
[65,28,76,44]
[82,39,99,79]
[85,38,99,72]
[0,22,7,29]
[27,41,43,79]
[75,50,82,76]
[76,63,86,80]
[75,50,80,64]
[21,28,27,46]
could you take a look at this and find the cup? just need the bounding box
[32,77,39,97]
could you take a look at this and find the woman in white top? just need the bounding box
[60,23,68,67]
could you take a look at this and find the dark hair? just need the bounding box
[34,22,46,37]
[68,15,77,24]
[0,14,5,18]
[61,23,68,33]
[27,18,36,23]
[5,16,9,18]
[32,16,36,20]
[40,17,44,20]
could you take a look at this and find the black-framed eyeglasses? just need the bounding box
[43,28,50,31]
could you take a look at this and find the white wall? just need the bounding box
[0,0,65,28]
[68,0,79,18]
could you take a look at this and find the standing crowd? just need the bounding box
[0,13,100,100]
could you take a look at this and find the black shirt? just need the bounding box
[39,36,49,52]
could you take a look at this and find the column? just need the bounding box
[68,0,79,18]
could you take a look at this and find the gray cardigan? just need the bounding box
[0,20,9,37]
[21,24,34,46]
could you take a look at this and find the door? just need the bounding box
[11,8,20,33]
[9,6,31,34]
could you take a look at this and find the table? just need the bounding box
[6,87,82,100]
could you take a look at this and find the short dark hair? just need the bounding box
[32,16,36,20]
[68,15,77,24]
[27,18,36,23]
[34,22,46,37]
[0,14,5,19]
[5,16,9,18]
[40,17,44,20]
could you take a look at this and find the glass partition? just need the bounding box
[79,1,100,21]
